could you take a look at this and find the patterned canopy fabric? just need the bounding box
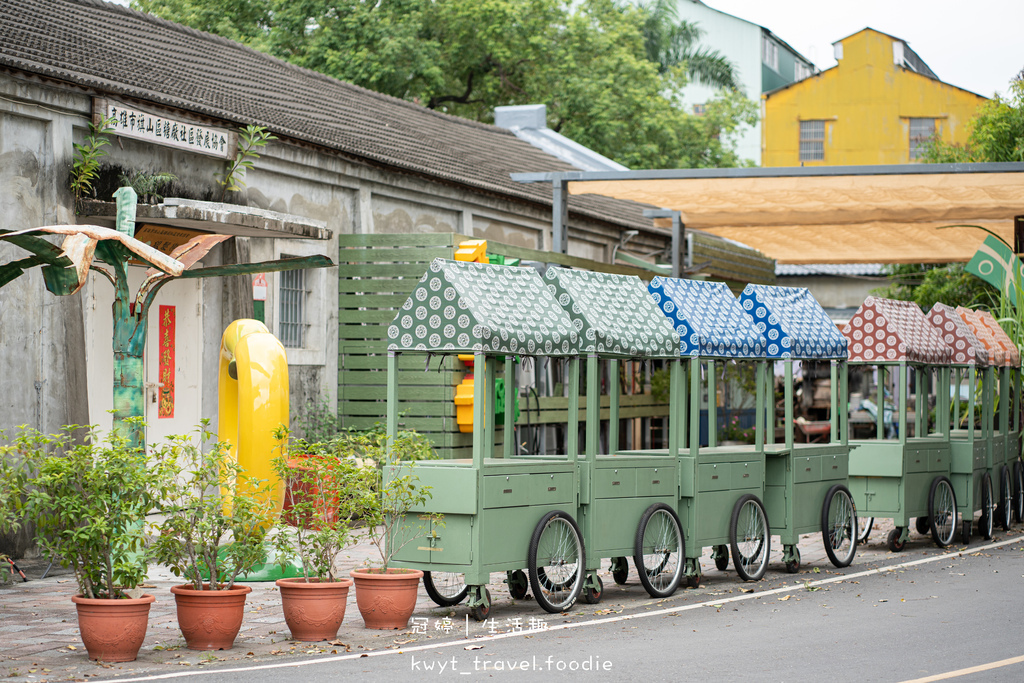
[957,307,1019,367]
[927,303,989,366]
[648,277,766,358]
[544,268,678,359]
[738,284,848,360]
[387,259,579,355]
[843,296,952,364]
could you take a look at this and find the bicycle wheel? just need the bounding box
[729,494,770,582]
[857,517,874,544]
[633,503,684,599]
[1013,460,1024,524]
[928,476,957,548]
[980,472,994,540]
[527,510,585,614]
[999,465,1012,531]
[821,484,858,568]
[423,571,468,607]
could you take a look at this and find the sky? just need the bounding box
[702,0,1022,98]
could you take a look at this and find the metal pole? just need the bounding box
[386,351,399,447]
[785,360,794,450]
[877,366,886,441]
[567,357,580,461]
[552,179,569,254]
[755,361,765,451]
[708,359,717,448]
[503,356,515,458]
[668,358,680,457]
[898,363,908,444]
[689,357,700,456]
[473,352,487,468]
[586,354,600,458]
[609,359,620,454]
[830,360,838,444]
[841,361,849,446]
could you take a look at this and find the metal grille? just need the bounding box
[278,266,306,348]
[909,118,936,160]
[799,120,825,161]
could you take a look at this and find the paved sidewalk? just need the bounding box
[1,519,1015,682]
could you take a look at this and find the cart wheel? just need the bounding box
[714,545,729,572]
[785,548,801,574]
[423,572,468,607]
[914,517,930,535]
[729,494,770,582]
[928,476,958,548]
[980,472,995,540]
[611,557,629,585]
[857,518,874,544]
[507,570,529,600]
[581,574,603,604]
[886,528,906,552]
[528,510,585,614]
[1013,460,1024,524]
[469,588,491,622]
[998,466,1012,531]
[685,573,701,589]
[633,503,684,599]
[960,520,971,546]
[822,484,858,568]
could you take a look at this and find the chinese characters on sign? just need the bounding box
[95,98,235,159]
[158,305,175,419]
[409,616,548,636]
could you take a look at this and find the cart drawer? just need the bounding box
[928,450,947,472]
[697,463,731,491]
[483,474,531,508]
[530,472,574,505]
[822,453,848,480]
[793,456,821,484]
[907,449,928,473]
[733,461,763,488]
[595,468,636,498]
[636,467,675,497]
[421,514,472,565]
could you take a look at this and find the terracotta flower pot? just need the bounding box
[71,594,155,662]
[281,455,339,529]
[350,567,424,630]
[170,583,252,650]
[276,577,353,641]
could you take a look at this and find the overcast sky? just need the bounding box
[703,0,1022,98]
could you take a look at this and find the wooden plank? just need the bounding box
[340,370,463,387]
[338,279,419,294]
[338,293,411,308]
[343,416,456,432]
[337,247,454,264]
[339,233,457,248]
[340,353,463,371]
[339,324,389,340]
[339,309,400,324]
[339,263,432,278]
[342,385,455,401]
[341,400,452,417]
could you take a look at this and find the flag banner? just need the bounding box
[965,235,1024,306]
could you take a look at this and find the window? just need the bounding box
[909,118,936,160]
[794,62,812,82]
[762,36,779,71]
[692,103,706,116]
[799,120,825,162]
[278,260,307,348]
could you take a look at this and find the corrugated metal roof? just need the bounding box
[775,263,887,277]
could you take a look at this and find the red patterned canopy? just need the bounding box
[843,296,952,364]
[927,303,988,366]
[957,307,1019,368]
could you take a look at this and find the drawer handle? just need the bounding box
[805,468,812,472]
[548,486,556,492]
[832,465,838,470]
[712,475,719,480]
[652,480,660,485]
[742,473,749,478]
[612,481,621,486]
[503,488,513,494]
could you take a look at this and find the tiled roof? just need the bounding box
[775,263,887,277]
[0,0,652,230]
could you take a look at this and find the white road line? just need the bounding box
[899,653,1024,682]
[117,533,1024,682]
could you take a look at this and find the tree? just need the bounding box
[636,0,739,89]
[924,71,1024,163]
[873,263,996,313]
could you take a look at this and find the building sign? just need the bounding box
[158,305,176,419]
[252,273,268,301]
[94,98,235,159]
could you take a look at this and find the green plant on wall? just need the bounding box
[70,115,115,210]
[118,170,178,204]
[219,124,276,201]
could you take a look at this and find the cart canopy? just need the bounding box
[648,277,766,358]
[843,296,951,364]
[927,303,989,366]
[956,307,1019,367]
[738,284,848,360]
[387,259,578,356]
[543,268,678,359]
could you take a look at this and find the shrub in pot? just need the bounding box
[0,423,158,662]
[270,428,375,641]
[350,432,440,630]
[150,422,278,651]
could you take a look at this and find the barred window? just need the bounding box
[762,36,779,71]
[794,62,812,81]
[909,118,936,160]
[799,120,825,162]
[278,262,307,348]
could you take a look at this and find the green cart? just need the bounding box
[385,258,587,619]
[640,277,772,586]
[739,285,857,573]
[843,296,958,552]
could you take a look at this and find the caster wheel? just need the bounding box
[470,588,491,622]
[960,520,971,546]
[685,573,701,589]
[915,517,930,535]
[714,545,729,571]
[611,558,629,586]
[507,570,528,600]
[887,528,906,552]
[581,575,603,604]
[784,547,801,574]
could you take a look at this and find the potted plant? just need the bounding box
[350,432,439,630]
[150,422,278,651]
[270,429,374,641]
[0,423,158,662]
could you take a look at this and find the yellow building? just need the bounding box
[762,28,987,166]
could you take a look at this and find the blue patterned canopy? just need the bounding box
[648,277,766,358]
[738,285,849,360]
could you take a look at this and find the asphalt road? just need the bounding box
[114,537,1024,683]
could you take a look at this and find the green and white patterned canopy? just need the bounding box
[544,268,679,359]
[387,259,579,356]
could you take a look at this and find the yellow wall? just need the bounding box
[763,29,986,166]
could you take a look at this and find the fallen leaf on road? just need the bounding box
[778,596,791,601]
[465,645,484,651]
[740,588,754,594]
[394,639,414,645]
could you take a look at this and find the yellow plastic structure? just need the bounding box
[454,354,477,433]
[454,239,488,263]
[219,319,289,512]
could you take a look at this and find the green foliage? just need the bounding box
[118,170,178,204]
[149,421,277,590]
[873,263,996,312]
[0,422,156,599]
[70,116,115,209]
[219,124,276,200]
[721,415,755,444]
[135,0,758,169]
[292,397,437,460]
[924,73,1024,163]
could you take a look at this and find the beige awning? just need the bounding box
[524,164,1024,265]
